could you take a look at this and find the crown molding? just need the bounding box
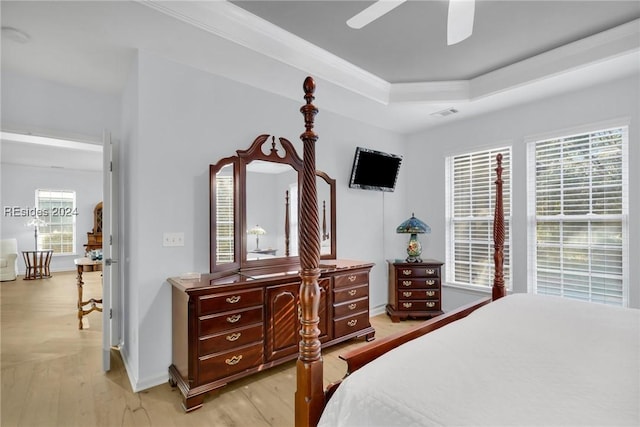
[139,2,639,107]
[138,0,390,103]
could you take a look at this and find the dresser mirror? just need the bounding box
[210,134,337,273]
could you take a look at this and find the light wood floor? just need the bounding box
[1,270,422,426]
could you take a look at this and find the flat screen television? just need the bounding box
[349,147,402,192]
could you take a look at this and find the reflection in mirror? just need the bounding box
[245,160,299,261]
[317,171,336,259]
[214,163,235,266]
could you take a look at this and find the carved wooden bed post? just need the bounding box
[493,153,506,300]
[295,76,324,427]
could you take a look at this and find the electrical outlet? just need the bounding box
[163,232,184,247]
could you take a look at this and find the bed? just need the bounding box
[319,293,639,426]
[293,76,639,426]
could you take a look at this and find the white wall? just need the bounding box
[119,50,406,390]
[405,74,640,310]
[1,71,121,271]
[1,163,102,272]
[1,69,121,140]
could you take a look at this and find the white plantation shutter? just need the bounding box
[446,147,511,288]
[215,175,234,263]
[528,126,628,306]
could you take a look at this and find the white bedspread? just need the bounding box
[319,294,639,426]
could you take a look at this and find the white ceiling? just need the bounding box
[1,1,639,170]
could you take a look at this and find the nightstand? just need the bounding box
[386,259,444,322]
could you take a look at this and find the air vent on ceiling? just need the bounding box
[431,108,459,118]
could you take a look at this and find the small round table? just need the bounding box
[21,250,53,280]
[74,257,103,330]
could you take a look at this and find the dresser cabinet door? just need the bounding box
[266,283,299,361]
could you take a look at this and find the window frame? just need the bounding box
[445,146,512,291]
[526,124,629,307]
[35,189,77,255]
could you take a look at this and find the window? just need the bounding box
[446,147,511,289]
[36,189,76,254]
[215,174,234,263]
[527,126,628,306]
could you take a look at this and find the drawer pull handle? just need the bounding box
[348,303,357,310]
[402,281,412,287]
[402,269,412,276]
[226,333,241,342]
[426,280,435,285]
[403,302,413,308]
[426,291,435,297]
[348,289,357,296]
[226,295,241,304]
[226,314,241,323]
[347,319,358,327]
[426,302,436,308]
[348,275,357,282]
[225,355,243,365]
[402,291,412,297]
[425,269,435,275]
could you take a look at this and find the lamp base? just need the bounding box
[405,233,422,263]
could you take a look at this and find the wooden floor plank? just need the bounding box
[1,270,421,426]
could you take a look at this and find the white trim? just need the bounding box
[1,131,102,152]
[526,124,629,306]
[138,2,639,106]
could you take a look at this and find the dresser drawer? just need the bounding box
[398,289,439,300]
[333,284,369,304]
[396,266,440,278]
[396,278,440,289]
[333,311,370,337]
[333,297,368,318]
[398,300,441,312]
[199,323,264,356]
[198,342,263,384]
[199,288,264,315]
[199,307,263,336]
[334,271,368,288]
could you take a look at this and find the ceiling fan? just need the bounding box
[347,0,476,46]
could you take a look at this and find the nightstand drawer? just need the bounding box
[396,278,440,289]
[334,271,369,288]
[334,284,369,304]
[333,297,368,318]
[333,311,370,337]
[398,300,441,311]
[398,289,439,300]
[199,288,264,315]
[396,266,440,278]
[199,307,263,336]
[198,342,263,384]
[199,323,264,356]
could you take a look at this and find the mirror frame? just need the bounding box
[210,134,337,272]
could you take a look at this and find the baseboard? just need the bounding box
[120,346,169,392]
[370,303,386,317]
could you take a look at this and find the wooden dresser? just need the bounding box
[386,259,444,322]
[168,259,375,412]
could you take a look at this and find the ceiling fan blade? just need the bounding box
[347,0,407,29]
[447,0,475,45]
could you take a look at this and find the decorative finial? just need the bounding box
[301,77,318,138]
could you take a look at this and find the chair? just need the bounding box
[0,239,19,281]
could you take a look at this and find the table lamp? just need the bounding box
[247,225,267,251]
[396,213,430,262]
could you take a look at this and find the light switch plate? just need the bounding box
[163,232,184,247]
